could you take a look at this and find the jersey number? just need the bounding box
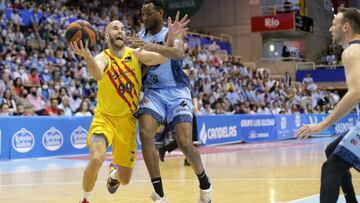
[118,82,133,95]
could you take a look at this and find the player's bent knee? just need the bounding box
[321,159,335,178]
[139,129,154,144]
[324,143,335,157]
[90,152,106,168]
[178,141,193,156]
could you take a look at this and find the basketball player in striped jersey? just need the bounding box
[70,19,186,203]
[297,7,360,203]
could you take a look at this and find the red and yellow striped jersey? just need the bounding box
[95,47,142,117]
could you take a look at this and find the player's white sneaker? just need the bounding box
[198,187,212,203]
[151,192,169,203]
[79,192,92,203]
[79,197,91,203]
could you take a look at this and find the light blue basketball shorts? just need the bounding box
[137,87,193,128]
[334,123,360,171]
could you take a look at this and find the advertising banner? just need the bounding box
[0,118,10,160]
[8,117,92,159]
[251,13,295,32]
[238,115,277,142]
[196,115,241,146]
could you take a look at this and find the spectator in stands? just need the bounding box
[326,51,336,66]
[283,71,292,87]
[12,77,24,96]
[40,82,52,101]
[282,103,292,114]
[2,89,16,114]
[0,103,10,116]
[200,100,214,115]
[271,101,282,114]
[41,67,52,82]
[69,91,82,112]
[226,87,240,105]
[23,105,36,116]
[26,86,45,114]
[27,68,41,87]
[319,51,328,65]
[74,100,92,116]
[290,104,300,113]
[1,72,11,90]
[15,66,28,84]
[44,97,61,116]
[214,101,226,114]
[302,73,314,85]
[257,102,271,114]
[238,103,250,114]
[14,103,24,116]
[58,96,72,116]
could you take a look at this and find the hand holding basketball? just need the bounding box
[69,40,90,57]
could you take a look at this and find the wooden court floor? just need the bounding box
[1,137,360,203]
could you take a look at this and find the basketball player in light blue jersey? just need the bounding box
[296,6,360,203]
[129,1,211,202]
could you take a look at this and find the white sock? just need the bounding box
[110,168,118,180]
[82,191,91,199]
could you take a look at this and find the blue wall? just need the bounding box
[296,68,346,82]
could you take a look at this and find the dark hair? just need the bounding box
[338,6,360,34]
[143,0,164,11]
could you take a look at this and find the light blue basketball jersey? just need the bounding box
[333,40,360,170]
[138,27,189,89]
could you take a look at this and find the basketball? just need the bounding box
[65,20,96,47]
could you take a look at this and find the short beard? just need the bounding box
[109,36,124,50]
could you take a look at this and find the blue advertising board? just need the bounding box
[276,114,299,140]
[196,115,241,146]
[0,118,10,160]
[5,117,92,159]
[196,113,359,146]
[238,115,277,142]
[333,113,357,135]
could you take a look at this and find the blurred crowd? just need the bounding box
[0,0,141,116]
[186,47,340,115]
[317,44,344,66]
[0,0,340,116]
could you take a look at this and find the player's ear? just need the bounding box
[343,22,349,32]
[105,33,109,40]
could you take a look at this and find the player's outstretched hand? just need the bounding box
[70,40,90,57]
[295,123,325,139]
[168,11,190,38]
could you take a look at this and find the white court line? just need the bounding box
[1,178,360,188]
[286,194,318,203]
